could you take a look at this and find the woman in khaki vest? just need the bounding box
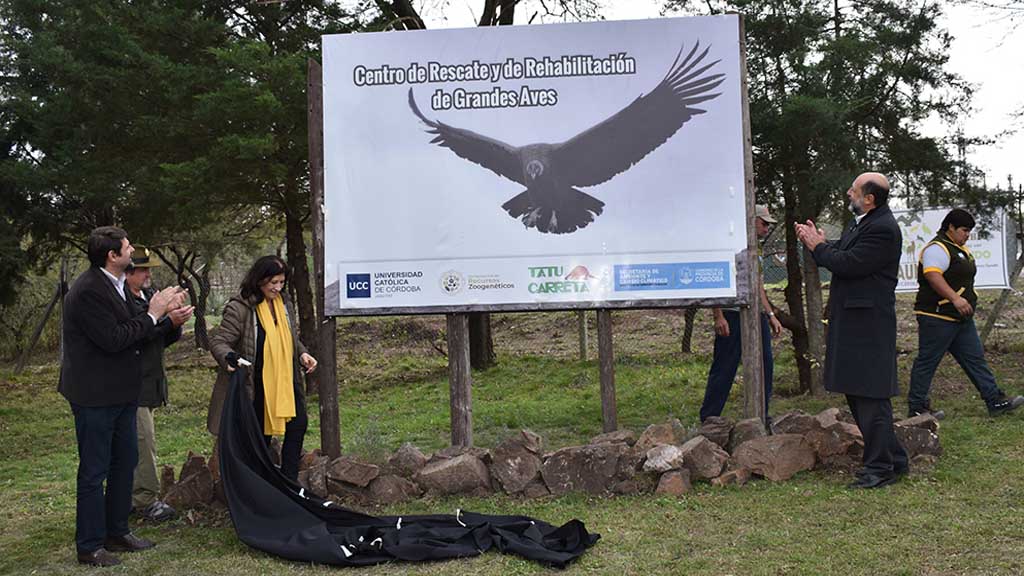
[209,255,317,480]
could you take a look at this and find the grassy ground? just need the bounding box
[2,292,1023,575]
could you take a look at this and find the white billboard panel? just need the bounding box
[894,207,1011,293]
[322,15,750,314]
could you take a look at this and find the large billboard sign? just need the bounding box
[322,15,750,315]
[894,207,1011,292]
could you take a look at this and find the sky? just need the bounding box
[416,0,1023,190]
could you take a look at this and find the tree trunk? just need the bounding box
[801,247,826,395]
[781,197,813,394]
[190,264,212,350]
[680,307,698,354]
[284,206,319,393]
[468,312,495,370]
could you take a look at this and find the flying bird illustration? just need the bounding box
[408,42,725,234]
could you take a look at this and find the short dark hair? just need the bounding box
[240,255,289,302]
[940,208,975,232]
[87,226,127,268]
[861,180,890,206]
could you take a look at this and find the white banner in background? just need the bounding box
[893,207,1010,292]
[321,15,750,314]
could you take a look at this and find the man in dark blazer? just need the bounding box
[60,226,184,566]
[795,172,909,489]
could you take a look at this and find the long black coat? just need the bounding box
[811,205,902,399]
[129,288,183,407]
[59,267,167,406]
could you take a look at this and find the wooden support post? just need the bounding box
[577,310,588,361]
[447,313,473,447]
[308,58,341,459]
[737,15,766,425]
[597,309,617,432]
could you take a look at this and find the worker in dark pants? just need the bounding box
[908,208,1024,419]
[700,205,783,423]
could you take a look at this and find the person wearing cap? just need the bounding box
[699,204,783,423]
[124,247,193,523]
[908,208,1024,419]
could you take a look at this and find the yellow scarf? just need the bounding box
[256,297,295,436]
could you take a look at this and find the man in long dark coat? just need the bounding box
[795,172,909,489]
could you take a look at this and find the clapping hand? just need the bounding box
[794,220,826,250]
[168,305,194,327]
[148,286,186,319]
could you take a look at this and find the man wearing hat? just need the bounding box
[125,247,193,522]
[699,205,783,423]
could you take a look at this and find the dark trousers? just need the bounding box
[700,310,773,422]
[252,379,308,481]
[846,395,908,477]
[908,315,1002,409]
[70,402,138,554]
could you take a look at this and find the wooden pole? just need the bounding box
[308,58,341,459]
[736,15,766,424]
[597,309,617,432]
[577,310,588,361]
[447,313,473,446]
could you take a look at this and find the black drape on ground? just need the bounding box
[219,368,599,568]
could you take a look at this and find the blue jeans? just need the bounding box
[71,402,138,553]
[700,310,773,422]
[908,315,1002,409]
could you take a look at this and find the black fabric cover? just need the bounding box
[219,368,599,568]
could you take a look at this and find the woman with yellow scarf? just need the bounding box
[209,256,318,481]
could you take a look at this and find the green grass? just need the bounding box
[2,301,1024,575]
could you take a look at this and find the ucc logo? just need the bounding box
[346,273,371,299]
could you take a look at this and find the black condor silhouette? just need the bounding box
[408,42,725,234]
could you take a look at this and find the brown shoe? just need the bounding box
[77,548,121,566]
[104,532,155,552]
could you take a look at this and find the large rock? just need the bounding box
[635,419,686,451]
[679,436,730,481]
[711,468,752,487]
[895,413,940,433]
[728,418,768,453]
[327,457,380,488]
[730,434,816,481]
[490,432,544,494]
[808,421,864,460]
[541,443,633,496]
[388,443,429,477]
[415,453,491,496]
[160,464,176,498]
[429,445,492,465]
[180,451,207,481]
[164,465,214,510]
[367,474,422,505]
[655,469,692,496]
[522,480,551,499]
[590,429,637,446]
[298,459,329,498]
[697,416,734,449]
[895,426,942,459]
[643,444,685,473]
[299,449,323,472]
[814,408,842,429]
[772,411,819,436]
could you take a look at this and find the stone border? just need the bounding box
[160,409,942,509]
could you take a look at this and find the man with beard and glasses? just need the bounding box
[795,173,909,489]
